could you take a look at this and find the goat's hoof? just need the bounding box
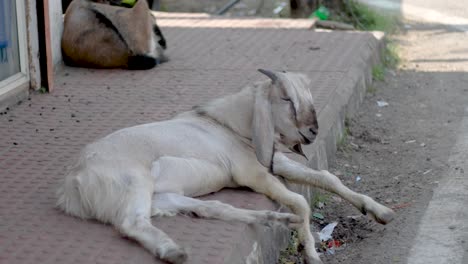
[266,212,303,227]
[372,207,396,225]
[303,255,323,264]
[161,246,188,264]
[362,200,396,225]
[299,244,323,264]
[283,213,303,227]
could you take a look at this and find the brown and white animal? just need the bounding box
[61,0,167,70]
[56,69,395,264]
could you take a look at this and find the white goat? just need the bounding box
[56,69,395,264]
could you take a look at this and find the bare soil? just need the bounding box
[309,22,468,264]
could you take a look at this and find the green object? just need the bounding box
[121,0,137,7]
[312,212,325,220]
[310,5,330,20]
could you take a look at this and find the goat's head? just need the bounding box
[252,69,319,168]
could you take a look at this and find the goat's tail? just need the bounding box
[56,168,91,219]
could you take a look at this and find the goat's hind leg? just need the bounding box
[115,191,187,264]
[274,153,395,224]
[152,193,302,227]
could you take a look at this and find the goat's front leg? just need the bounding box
[235,171,323,264]
[273,152,395,224]
[152,193,302,227]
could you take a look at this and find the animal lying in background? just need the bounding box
[56,69,396,264]
[62,0,167,70]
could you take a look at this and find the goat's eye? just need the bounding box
[281,98,297,119]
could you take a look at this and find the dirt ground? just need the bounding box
[308,21,468,264]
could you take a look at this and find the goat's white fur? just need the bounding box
[57,70,395,264]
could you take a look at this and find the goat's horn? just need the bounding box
[258,69,278,83]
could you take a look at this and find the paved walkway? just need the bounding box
[0,14,381,264]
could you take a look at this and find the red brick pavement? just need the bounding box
[0,16,379,264]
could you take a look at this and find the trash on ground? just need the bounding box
[355,176,362,182]
[325,239,342,255]
[376,113,382,117]
[273,2,287,14]
[310,5,330,20]
[316,201,325,209]
[328,240,341,248]
[405,140,416,144]
[420,142,426,147]
[313,212,325,220]
[423,169,432,175]
[121,0,137,7]
[318,222,338,241]
[377,100,389,107]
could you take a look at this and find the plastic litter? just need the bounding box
[325,239,342,255]
[273,2,287,14]
[121,0,137,7]
[423,169,432,175]
[318,222,338,241]
[310,5,330,20]
[328,240,341,248]
[355,176,362,182]
[313,212,325,220]
[377,100,389,107]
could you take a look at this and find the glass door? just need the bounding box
[0,0,28,91]
[0,0,21,81]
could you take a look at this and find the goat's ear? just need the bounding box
[258,69,278,84]
[252,87,275,168]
